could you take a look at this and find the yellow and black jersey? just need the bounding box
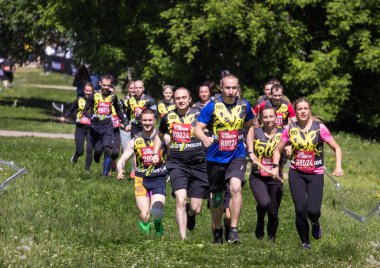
[158,100,175,118]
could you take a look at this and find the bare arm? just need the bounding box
[194,121,214,148]
[151,133,163,164]
[325,138,343,176]
[245,120,258,163]
[270,140,287,178]
[116,139,135,180]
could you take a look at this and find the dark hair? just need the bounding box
[198,83,211,93]
[100,74,113,81]
[141,108,156,116]
[271,84,284,94]
[258,107,276,124]
[174,87,190,96]
[84,82,93,89]
[265,78,281,87]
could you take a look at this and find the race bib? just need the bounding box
[141,146,161,166]
[112,115,120,128]
[294,150,315,172]
[172,123,191,143]
[218,130,238,151]
[79,115,91,125]
[97,101,111,115]
[134,107,145,120]
[276,112,284,126]
[259,157,273,176]
[3,66,11,71]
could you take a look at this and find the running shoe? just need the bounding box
[311,222,322,240]
[110,159,117,171]
[213,227,223,244]
[186,203,196,231]
[154,219,164,238]
[255,221,264,240]
[302,242,311,250]
[71,153,78,164]
[228,227,241,244]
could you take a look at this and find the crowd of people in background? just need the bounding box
[61,70,343,249]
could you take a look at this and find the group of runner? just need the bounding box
[63,72,344,249]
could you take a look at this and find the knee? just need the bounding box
[211,192,223,208]
[295,205,307,218]
[191,203,202,215]
[150,207,164,219]
[176,196,187,209]
[229,182,242,195]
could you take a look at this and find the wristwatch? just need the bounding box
[272,164,279,168]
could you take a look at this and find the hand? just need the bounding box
[124,124,131,131]
[202,137,214,148]
[60,116,65,123]
[249,153,258,164]
[151,154,159,164]
[270,167,279,179]
[332,167,344,177]
[117,169,125,180]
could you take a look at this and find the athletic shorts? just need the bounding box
[167,160,209,199]
[134,176,166,197]
[207,157,247,194]
[90,123,114,151]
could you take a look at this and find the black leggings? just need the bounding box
[112,128,121,160]
[288,168,324,244]
[74,124,93,170]
[250,177,283,238]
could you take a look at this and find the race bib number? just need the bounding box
[112,115,120,128]
[172,123,191,143]
[141,146,161,166]
[218,130,238,151]
[276,112,284,126]
[259,157,273,176]
[97,101,111,115]
[79,115,91,125]
[294,150,315,172]
[134,107,145,120]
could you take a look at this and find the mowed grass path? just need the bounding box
[0,68,379,267]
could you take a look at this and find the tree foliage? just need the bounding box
[1,0,379,131]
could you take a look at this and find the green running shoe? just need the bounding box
[154,219,164,238]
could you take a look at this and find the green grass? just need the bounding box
[0,67,379,267]
[0,135,379,267]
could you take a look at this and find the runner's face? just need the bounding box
[262,109,276,128]
[134,81,144,97]
[174,89,190,110]
[271,88,283,107]
[163,88,173,102]
[84,85,93,98]
[141,113,155,132]
[264,84,272,98]
[199,86,211,102]
[128,83,135,96]
[221,78,239,101]
[296,101,311,122]
[100,79,111,94]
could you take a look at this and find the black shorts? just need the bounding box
[167,160,209,199]
[207,157,246,194]
[90,123,114,152]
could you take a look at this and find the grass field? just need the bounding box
[0,68,379,267]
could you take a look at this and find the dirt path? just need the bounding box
[0,130,74,140]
